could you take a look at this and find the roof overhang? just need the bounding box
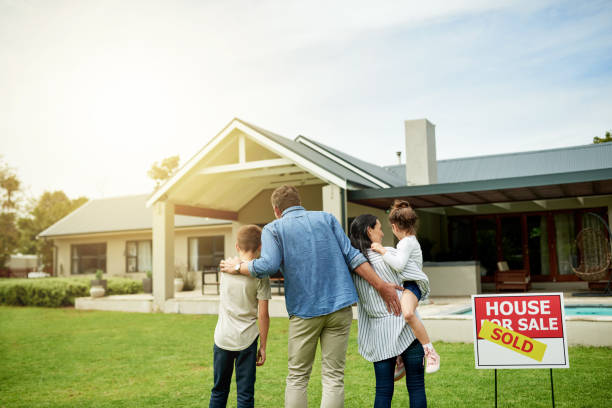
[348,168,612,209]
[146,119,347,211]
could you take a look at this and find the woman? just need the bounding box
[349,214,428,408]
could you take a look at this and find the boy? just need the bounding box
[209,225,271,408]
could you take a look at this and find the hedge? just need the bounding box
[0,277,143,307]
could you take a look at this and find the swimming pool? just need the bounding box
[454,305,612,316]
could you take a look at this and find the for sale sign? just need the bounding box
[472,293,569,369]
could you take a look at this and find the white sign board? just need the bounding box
[472,293,569,369]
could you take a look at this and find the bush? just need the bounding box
[0,277,143,307]
[106,278,142,296]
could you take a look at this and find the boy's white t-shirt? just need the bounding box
[214,273,271,351]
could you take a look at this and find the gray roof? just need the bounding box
[43,119,612,237]
[237,119,382,188]
[295,135,405,187]
[39,194,230,237]
[384,142,612,184]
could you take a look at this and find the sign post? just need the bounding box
[472,293,569,406]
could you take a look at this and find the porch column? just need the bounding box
[322,184,347,230]
[152,200,174,312]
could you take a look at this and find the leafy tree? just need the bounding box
[18,191,88,269]
[0,158,21,269]
[147,155,180,188]
[593,131,612,144]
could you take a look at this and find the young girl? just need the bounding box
[371,200,440,374]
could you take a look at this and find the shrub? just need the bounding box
[106,278,142,296]
[0,277,143,307]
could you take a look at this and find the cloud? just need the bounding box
[0,0,610,198]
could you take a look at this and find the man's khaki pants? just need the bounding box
[285,306,353,408]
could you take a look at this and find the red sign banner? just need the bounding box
[474,295,564,339]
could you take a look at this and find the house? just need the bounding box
[40,118,612,310]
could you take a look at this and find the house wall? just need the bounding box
[238,184,325,225]
[415,210,446,261]
[53,225,231,278]
[347,202,394,247]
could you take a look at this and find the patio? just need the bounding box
[75,289,612,347]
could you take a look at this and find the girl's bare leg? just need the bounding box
[401,290,440,373]
[400,290,430,344]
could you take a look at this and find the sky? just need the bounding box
[1,0,611,201]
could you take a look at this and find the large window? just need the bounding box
[126,240,152,273]
[527,215,551,278]
[448,208,608,282]
[475,218,497,278]
[71,243,106,274]
[188,236,224,272]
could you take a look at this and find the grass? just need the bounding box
[0,307,610,407]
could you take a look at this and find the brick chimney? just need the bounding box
[404,119,437,185]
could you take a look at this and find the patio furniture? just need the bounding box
[270,271,284,295]
[572,227,611,282]
[201,267,220,295]
[494,261,531,292]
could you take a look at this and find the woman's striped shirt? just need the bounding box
[352,248,428,363]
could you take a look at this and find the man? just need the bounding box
[220,185,401,408]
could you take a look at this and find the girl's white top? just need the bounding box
[382,236,429,301]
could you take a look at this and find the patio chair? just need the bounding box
[572,228,611,282]
[495,261,531,292]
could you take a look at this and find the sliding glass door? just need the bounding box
[449,207,608,283]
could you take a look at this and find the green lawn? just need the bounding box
[0,307,610,407]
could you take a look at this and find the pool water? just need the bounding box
[456,305,612,316]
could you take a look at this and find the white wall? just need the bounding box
[53,225,231,278]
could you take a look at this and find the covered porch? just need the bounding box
[349,169,612,292]
[145,118,389,312]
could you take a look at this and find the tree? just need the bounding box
[593,131,612,144]
[147,155,180,188]
[18,191,88,269]
[0,158,21,269]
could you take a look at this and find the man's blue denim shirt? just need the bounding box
[248,206,367,319]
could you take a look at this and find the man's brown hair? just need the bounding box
[237,225,262,252]
[388,200,419,233]
[270,185,301,213]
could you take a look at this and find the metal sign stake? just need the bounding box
[550,368,555,407]
[494,369,498,408]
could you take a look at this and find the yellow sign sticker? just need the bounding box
[478,319,547,362]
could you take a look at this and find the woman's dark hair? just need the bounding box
[349,214,379,262]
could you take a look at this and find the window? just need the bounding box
[527,215,551,277]
[448,217,474,261]
[126,240,152,273]
[188,236,224,272]
[554,213,576,276]
[71,243,106,274]
[475,218,497,277]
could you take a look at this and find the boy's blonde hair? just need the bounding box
[237,225,262,252]
[388,200,419,233]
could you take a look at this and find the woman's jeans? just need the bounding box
[372,339,426,408]
[209,338,258,408]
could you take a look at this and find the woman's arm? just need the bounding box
[353,262,403,316]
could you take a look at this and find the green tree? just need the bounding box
[18,191,88,268]
[593,130,612,144]
[147,155,180,188]
[0,158,21,269]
